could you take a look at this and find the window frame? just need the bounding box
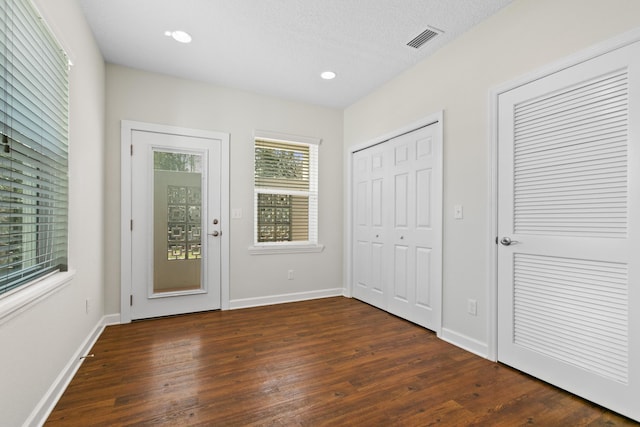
[249,130,323,255]
[0,0,73,324]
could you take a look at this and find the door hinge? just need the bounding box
[130,219,133,230]
[495,236,498,244]
[130,144,133,156]
[130,295,133,306]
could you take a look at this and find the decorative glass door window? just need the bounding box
[167,185,202,260]
[153,151,203,293]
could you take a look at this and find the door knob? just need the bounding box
[209,230,220,237]
[500,237,519,246]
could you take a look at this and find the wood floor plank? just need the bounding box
[46,297,637,426]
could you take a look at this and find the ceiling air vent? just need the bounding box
[406,27,440,49]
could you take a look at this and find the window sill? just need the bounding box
[249,243,325,255]
[0,270,76,326]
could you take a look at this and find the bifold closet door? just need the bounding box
[353,142,388,309]
[352,123,441,331]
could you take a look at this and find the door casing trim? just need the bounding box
[487,26,640,361]
[120,120,230,323]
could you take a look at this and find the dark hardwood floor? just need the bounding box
[46,297,636,426]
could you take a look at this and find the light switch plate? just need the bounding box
[454,205,463,220]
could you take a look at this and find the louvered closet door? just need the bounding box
[497,41,640,421]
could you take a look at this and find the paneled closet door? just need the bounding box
[497,40,640,421]
[352,122,442,332]
[353,142,388,309]
[386,126,439,329]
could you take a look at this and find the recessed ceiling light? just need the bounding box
[320,71,336,80]
[164,30,192,44]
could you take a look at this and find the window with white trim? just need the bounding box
[0,0,69,296]
[252,131,321,253]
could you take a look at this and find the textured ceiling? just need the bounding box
[79,0,514,108]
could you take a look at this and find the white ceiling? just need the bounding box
[79,0,514,108]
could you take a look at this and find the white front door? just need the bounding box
[352,121,442,331]
[497,41,640,421]
[125,126,225,320]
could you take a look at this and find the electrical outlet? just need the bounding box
[467,299,477,316]
[287,270,294,280]
[231,208,242,219]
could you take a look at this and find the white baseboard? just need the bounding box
[26,314,117,427]
[103,313,120,326]
[229,288,345,310]
[439,327,489,359]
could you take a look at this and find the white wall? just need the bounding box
[343,0,640,353]
[104,65,344,314]
[0,0,106,426]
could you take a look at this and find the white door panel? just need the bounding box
[497,40,640,421]
[371,242,385,294]
[393,244,408,302]
[415,248,431,308]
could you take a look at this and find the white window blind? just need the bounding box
[254,132,319,246]
[0,0,69,296]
